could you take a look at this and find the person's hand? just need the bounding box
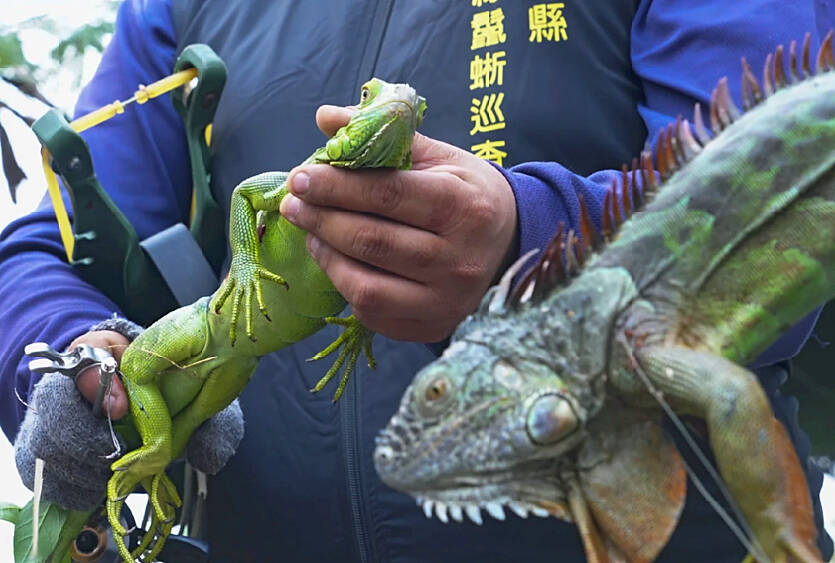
[70,330,130,419]
[280,105,518,342]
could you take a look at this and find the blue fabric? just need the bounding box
[0,0,831,560]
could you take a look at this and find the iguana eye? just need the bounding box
[360,87,370,103]
[414,372,456,418]
[425,378,448,401]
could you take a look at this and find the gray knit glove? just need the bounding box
[14,371,123,510]
[186,398,245,475]
[14,317,246,510]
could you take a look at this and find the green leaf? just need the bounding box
[13,499,69,563]
[0,33,29,69]
[0,501,21,525]
[50,22,114,64]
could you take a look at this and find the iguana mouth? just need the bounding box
[404,469,565,524]
[412,493,556,525]
[377,452,566,524]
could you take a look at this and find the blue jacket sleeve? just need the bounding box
[501,0,826,366]
[0,0,184,442]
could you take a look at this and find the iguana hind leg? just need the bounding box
[106,380,180,563]
[107,301,208,562]
[632,345,822,563]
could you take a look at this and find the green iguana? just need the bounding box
[34,78,426,563]
[374,36,832,563]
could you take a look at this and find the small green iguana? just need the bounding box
[374,36,832,563]
[36,78,426,563]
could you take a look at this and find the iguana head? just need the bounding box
[318,78,426,169]
[375,319,587,523]
[374,232,636,524]
[372,252,620,523]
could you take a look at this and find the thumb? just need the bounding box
[315,104,356,137]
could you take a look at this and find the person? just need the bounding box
[1,1,832,561]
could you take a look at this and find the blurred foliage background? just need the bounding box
[0,6,117,560]
[0,0,117,204]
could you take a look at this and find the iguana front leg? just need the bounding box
[212,171,290,344]
[631,345,822,563]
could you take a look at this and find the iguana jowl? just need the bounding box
[41,78,425,563]
[374,35,833,562]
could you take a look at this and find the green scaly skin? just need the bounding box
[62,78,427,563]
[375,51,833,562]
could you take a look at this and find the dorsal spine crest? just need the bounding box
[504,31,835,311]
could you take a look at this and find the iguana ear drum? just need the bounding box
[525,393,578,445]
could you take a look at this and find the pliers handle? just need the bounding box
[24,342,119,417]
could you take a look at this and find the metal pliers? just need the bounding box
[24,342,119,418]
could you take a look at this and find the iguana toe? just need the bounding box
[309,315,375,400]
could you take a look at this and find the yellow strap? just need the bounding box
[43,68,199,262]
[188,123,214,223]
[70,68,198,133]
[42,147,75,261]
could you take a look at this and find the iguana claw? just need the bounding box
[309,315,375,401]
[107,448,181,563]
[107,472,180,563]
[116,475,180,563]
[212,262,288,344]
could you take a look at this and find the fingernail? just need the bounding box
[291,171,310,195]
[281,194,301,221]
[307,235,321,258]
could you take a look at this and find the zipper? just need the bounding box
[341,368,375,563]
[344,4,394,560]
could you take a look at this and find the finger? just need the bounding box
[315,104,356,137]
[70,330,131,363]
[307,236,448,321]
[286,164,474,234]
[280,195,446,282]
[409,133,467,171]
[76,365,128,420]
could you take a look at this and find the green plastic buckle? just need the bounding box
[30,44,227,326]
[172,44,227,274]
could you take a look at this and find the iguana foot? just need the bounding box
[309,315,375,401]
[124,474,181,563]
[108,471,181,563]
[212,259,288,344]
[106,447,179,562]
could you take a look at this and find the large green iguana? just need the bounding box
[31,78,426,563]
[374,36,833,563]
